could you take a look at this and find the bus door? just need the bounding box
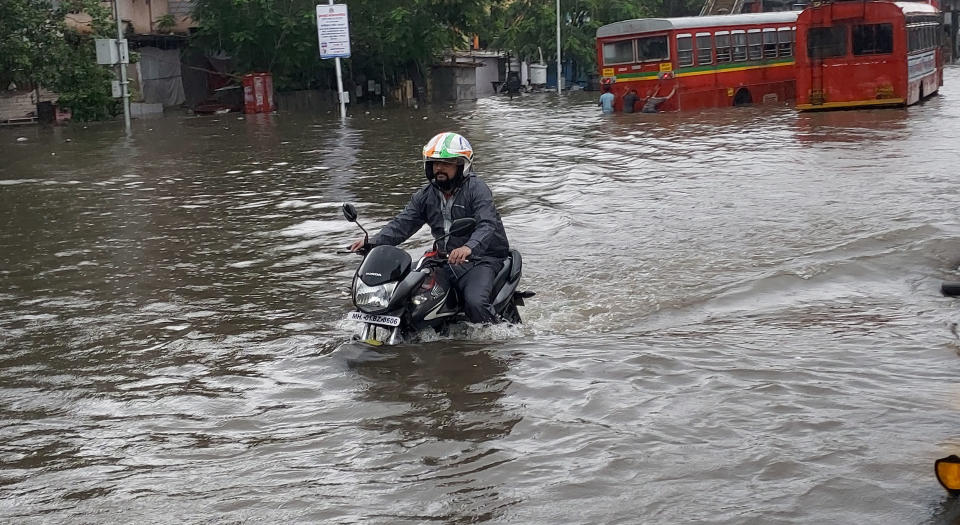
[805,17,848,105]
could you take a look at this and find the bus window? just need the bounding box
[748,30,762,60]
[732,31,747,61]
[696,33,713,65]
[763,29,778,58]
[777,27,794,57]
[807,26,847,59]
[603,40,635,65]
[637,35,669,62]
[852,23,893,55]
[716,32,731,62]
[677,34,694,67]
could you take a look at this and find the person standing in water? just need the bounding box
[598,84,615,114]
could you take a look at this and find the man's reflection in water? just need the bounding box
[347,343,521,443]
[343,343,523,522]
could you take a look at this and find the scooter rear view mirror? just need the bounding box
[342,203,358,223]
[449,217,476,236]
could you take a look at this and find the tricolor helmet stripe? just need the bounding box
[423,132,473,160]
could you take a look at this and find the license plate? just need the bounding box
[347,311,401,327]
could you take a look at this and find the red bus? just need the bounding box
[596,11,800,112]
[795,1,943,110]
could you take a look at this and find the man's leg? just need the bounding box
[457,260,501,323]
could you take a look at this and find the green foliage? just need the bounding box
[54,30,118,120]
[1,0,65,87]
[190,0,498,91]
[0,0,117,120]
[156,13,177,33]
[348,0,494,76]
[490,0,665,72]
[191,0,334,91]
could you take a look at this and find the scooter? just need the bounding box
[339,203,533,346]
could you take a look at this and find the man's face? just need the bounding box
[432,160,459,181]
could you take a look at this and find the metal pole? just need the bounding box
[114,0,131,133]
[331,0,346,119]
[556,0,562,94]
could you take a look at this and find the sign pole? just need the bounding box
[113,0,131,133]
[318,2,350,119]
[556,0,562,95]
[330,0,346,119]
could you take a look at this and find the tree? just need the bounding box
[490,0,700,74]
[190,0,498,92]
[347,0,496,82]
[0,0,117,120]
[191,0,330,91]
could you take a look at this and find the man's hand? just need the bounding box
[448,246,471,265]
[348,237,367,252]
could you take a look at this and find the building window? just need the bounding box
[853,23,893,55]
[603,40,634,65]
[677,35,694,67]
[807,26,847,59]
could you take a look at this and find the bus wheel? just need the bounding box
[733,88,752,106]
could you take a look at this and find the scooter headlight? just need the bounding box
[354,281,397,313]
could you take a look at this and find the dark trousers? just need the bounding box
[447,259,502,323]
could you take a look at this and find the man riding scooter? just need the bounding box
[349,132,511,323]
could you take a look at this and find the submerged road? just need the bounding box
[3,67,960,523]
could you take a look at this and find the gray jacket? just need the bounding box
[371,172,510,261]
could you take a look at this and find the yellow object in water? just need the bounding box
[363,338,383,346]
[935,455,960,494]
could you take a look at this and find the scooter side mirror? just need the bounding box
[449,217,477,237]
[342,203,358,223]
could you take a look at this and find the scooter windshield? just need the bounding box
[357,245,412,286]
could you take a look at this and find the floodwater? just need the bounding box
[4,68,960,524]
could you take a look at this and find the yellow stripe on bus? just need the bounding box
[796,98,905,110]
[674,61,795,78]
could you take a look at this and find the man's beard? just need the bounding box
[434,174,460,192]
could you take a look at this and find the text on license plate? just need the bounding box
[347,311,401,327]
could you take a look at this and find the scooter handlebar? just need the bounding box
[337,243,371,256]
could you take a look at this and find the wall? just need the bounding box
[431,66,478,103]
[473,57,501,97]
[0,89,57,122]
[166,0,196,32]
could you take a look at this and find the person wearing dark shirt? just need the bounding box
[349,132,510,323]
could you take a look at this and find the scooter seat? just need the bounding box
[492,249,522,295]
[493,256,511,294]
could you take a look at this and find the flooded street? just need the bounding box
[5,68,960,523]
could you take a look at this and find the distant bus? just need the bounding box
[595,11,800,112]
[795,1,943,111]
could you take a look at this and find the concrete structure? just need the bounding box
[66,0,194,35]
[943,0,960,63]
[431,63,480,102]
[3,0,197,123]
[451,50,506,98]
[0,88,58,124]
[430,50,545,101]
